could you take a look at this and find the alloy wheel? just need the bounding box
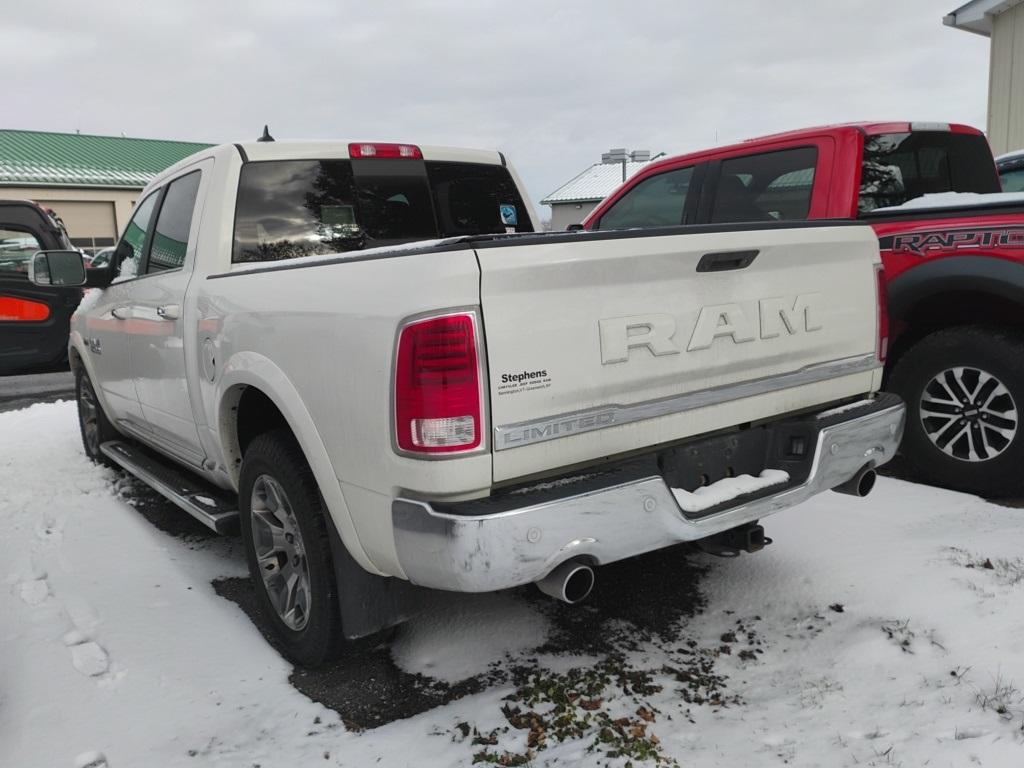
[919,366,1018,462]
[249,474,312,631]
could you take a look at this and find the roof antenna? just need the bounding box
[257,125,274,142]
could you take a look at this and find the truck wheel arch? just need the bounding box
[886,256,1024,367]
[216,353,382,577]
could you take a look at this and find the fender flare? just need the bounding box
[888,255,1024,321]
[216,350,382,576]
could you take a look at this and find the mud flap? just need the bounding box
[324,512,435,639]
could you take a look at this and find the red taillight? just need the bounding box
[395,312,482,454]
[349,142,423,160]
[0,296,50,322]
[875,263,889,363]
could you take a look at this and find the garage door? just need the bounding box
[44,200,117,254]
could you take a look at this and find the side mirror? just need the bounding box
[28,250,87,287]
[566,223,584,232]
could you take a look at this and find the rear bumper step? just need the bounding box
[100,440,239,534]
[392,394,905,592]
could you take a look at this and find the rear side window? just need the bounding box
[596,167,693,230]
[859,132,1000,213]
[710,147,817,223]
[147,171,201,273]
[233,157,533,264]
[425,161,533,235]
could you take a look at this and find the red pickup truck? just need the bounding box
[583,122,1024,496]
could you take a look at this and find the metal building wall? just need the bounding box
[989,2,1024,154]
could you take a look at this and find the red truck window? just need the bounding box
[594,167,694,230]
[710,147,817,223]
[858,132,999,214]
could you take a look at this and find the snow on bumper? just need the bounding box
[392,395,905,593]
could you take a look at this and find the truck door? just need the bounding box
[127,166,207,465]
[81,192,162,428]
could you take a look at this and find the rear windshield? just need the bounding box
[859,131,999,214]
[232,158,533,263]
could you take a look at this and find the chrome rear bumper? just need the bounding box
[392,395,905,592]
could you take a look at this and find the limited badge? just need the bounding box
[499,204,518,227]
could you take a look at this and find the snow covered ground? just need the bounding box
[3,400,1024,767]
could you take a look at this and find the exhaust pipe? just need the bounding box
[536,560,595,604]
[832,464,877,497]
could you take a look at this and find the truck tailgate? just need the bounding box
[476,224,881,482]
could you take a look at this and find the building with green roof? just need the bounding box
[0,129,211,253]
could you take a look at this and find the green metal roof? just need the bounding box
[0,130,212,189]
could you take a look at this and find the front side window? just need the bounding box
[710,147,817,223]
[147,171,201,274]
[0,228,42,273]
[117,192,159,279]
[859,131,999,213]
[596,167,694,230]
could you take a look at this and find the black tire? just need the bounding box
[75,367,117,466]
[239,429,344,667]
[888,325,1024,496]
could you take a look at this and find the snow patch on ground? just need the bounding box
[671,469,790,512]
[390,592,549,683]
[5,401,1024,766]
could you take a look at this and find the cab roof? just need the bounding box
[148,140,505,190]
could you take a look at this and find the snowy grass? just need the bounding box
[5,401,1024,766]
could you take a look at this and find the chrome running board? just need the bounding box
[100,440,239,534]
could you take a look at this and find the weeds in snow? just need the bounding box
[880,620,915,653]
[973,672,1023,721]
[879,619,945,655]
[948,546,1024,586]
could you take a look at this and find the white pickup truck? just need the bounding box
[28,139,904,666]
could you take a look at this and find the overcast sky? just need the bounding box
[2,0,989,216]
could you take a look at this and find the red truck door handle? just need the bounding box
[696,249,759,272]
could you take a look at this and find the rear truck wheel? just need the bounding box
[75,368,116,466]
[888,326,1024,496]
[239,429,344,667]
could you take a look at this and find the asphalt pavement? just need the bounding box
[0,370,75,413]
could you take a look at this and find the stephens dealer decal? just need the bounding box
[497,368,551,396]
[884,227,1024,257]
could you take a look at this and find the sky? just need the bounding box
[1,0,990,217]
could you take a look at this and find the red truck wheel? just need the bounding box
[888,326,1024,496]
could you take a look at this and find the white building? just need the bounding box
[541,149,660,231]
[945,0,1024,154]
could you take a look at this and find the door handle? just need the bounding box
[696,249,759,273]
[110,306,130,320]
[156,304,181,320]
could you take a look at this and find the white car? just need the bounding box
[28,138,903,666]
